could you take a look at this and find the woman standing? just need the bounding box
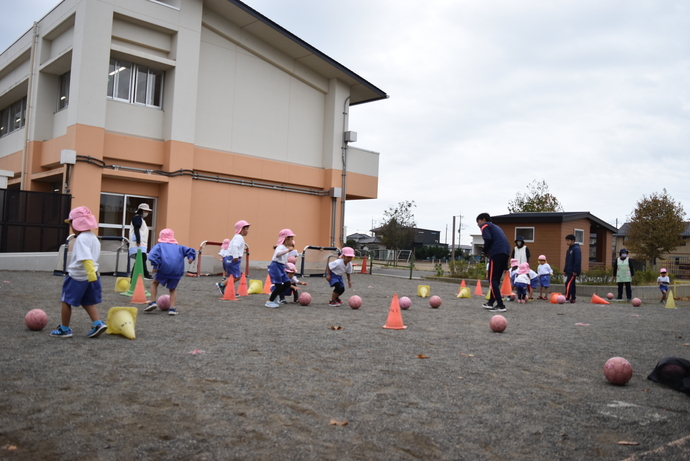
[129,203,152,279]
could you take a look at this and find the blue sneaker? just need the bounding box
[215,282,225,295]
[87,321,107,338]
[168,307,178,316]
[50,325,73,338]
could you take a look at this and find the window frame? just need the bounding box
[57,71,70,111]
[574,229,585,245]
[0,97,27,138]
[107,57,164,109]
[98,192,157,241]
[514,227,535,243]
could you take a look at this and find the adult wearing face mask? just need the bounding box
[511,236,531,266]
[129,203,153,280]
[612,248,634,301]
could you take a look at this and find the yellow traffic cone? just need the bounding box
[114,277,130,293]
[248,279,263,294]
[106,307,138,340]
[417,285,430,298]
[665,290,677,309]
[457,287,471,298]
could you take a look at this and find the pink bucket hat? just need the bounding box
[510,258,518,267]
[285,262,297,273]
[66,206,98,231]
[341,247,355,257]
[538,255,546,260]
[158,229,178,244]
[276,229,295,246]
[221,239,230,250]
[235,220,250,235]
[517,262,530,275]
[287,255,297,264]
[660,268,667,273]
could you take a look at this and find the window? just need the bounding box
[515,227,534,242]
[107,58,164,108]
[0,97,27,138]
[574,229,585,245]
[99,193,156,239]
[58,71,70,111]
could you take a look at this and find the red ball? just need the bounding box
[604,357,633,385]
[25,309,49,331]
[298,292,312,306]
[631,298,642,307]
[429,295,442,308]
[557,295,566,304]
[490,315,507,332]
[399,296,411,310]
[606,293,614,300]
[157,294,171,311]
[348,295,362,309]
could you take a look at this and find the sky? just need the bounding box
[3,1,689,245]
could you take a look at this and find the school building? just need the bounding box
[0,0,387,266]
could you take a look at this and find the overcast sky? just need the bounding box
[3,1,689,245]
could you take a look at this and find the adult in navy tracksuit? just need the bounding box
[563,234,581,303]
[477,213,510,312]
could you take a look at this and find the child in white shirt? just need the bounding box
[658,268,670,304]
[326,247,354,306]
[514,262,531,304]
[537,255,554,300]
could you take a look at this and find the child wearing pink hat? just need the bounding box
[146,229,196,315]
[278,261,309,304]
[326,247,355,306]
[536,255,554,300]
[51,206,107,338]
[657,268,670,304]
[265,229,296,308]
[216,220,250,296]
[513,262,531,304]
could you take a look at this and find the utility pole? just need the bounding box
[451,216,456,261]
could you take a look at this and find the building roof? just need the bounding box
[491,212,618,233]
[614,222,690,237]
[210,0,388,105]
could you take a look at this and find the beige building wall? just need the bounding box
[0,0,385,264]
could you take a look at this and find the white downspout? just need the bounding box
[21,22,38,190]
[340,96,350,247]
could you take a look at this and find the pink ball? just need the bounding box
[606,293,614,300]
[509,293,516,301]
[399,296,412,310]
[490,314,507,332]
[298,292,312,306]
[557,295,566,304]
[157,294,171,311]
[429,295,442,308]
[348,295,362,309]
[604,357,633,385]
[25,309,48,331]
[631,298,642,307]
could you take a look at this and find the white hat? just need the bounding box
[137,203,152,212]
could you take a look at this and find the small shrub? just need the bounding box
[448,261,486,279]
[582,266,613,285]
[551,268,564,285]
[632,269,657,286]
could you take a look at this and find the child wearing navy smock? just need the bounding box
[265,229,295,308]
[326,247,355,306]
[51,206,107,338]
[145,229,196,315]
[216,220,250,295]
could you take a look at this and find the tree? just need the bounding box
[624,189,686,265]
[379,201,416,253]
[508,180,564,213]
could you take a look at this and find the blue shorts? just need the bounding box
[61,276,102,307]
[329,273,344,288]
[660,285,668,293]
[530,278,539,289]
[223,257,242,279]
[154,275,180,290]
[268,262,290,284]
[514,282,528,296]
[539,275,551,288]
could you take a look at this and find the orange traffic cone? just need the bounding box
[383,294,408,330]
[263,274,272,294]
[550,292,562,304]
[361,255,368,274]
[238,273,249,296]
[130,276,148,304]
[474,280,483,296]
[221,276,238,301]
[591,293,610,305]
[500,271,512,296]
[457,279,466,294]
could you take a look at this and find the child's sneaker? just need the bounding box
[335,297,343,305]
[328,300,339,307]
[265,301,280,308]
[144,301,158,312]
[279,299,288,304]
[168,307,178,315]
[215,282,225,295]
[87,321,107,338]
[50,325,73,338]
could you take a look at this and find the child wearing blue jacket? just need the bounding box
[146,229,196,315]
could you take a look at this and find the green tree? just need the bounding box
[508,180,564,213]
[379,201,416,253]
[624,189,686,265]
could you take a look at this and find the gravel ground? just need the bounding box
[1,270,689,461]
